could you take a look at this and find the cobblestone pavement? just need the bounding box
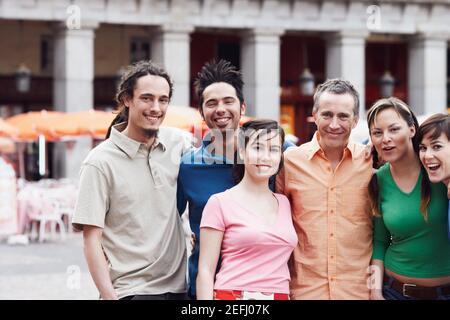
[0,232,98,300]
[0,214,193,300]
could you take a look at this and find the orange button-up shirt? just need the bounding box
[276,133,373,300]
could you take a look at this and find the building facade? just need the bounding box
[0,0,449,178]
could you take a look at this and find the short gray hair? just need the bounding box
[313,78,360,117]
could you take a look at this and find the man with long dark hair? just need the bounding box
[72,60,192,300]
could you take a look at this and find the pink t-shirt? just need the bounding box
[200,190,297,294]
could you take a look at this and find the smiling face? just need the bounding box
[419,132,450,185]
[313,92,358,152]
[125,74,170,139]
[369,108,416,164]
[200,82,245,133]
[241,130,282,182]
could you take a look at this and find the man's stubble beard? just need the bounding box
[142,128,158,139]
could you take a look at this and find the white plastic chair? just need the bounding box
[57,204,74,233]
[29,200,66,243]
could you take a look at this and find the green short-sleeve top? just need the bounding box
[372,163,450,278]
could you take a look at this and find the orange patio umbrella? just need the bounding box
[14,109,116,140]
[69,110,116,139]
[50,107,248,141]
[0,118,19,138]
[162,106,203,131]
[71,107,204,139]
[5,110,65,141]
[5,110,65,179]
[47,113,91,138]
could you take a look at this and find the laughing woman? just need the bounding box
[196,119,297,300]
[418,113,450,240]
[367,98,450,300]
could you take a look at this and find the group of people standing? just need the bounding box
[72,58,450,300]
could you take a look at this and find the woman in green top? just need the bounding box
[367,98,450,300]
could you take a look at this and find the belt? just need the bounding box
[385,275,450,299]
[214,289,289,300]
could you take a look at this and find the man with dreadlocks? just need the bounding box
[72,60,192,300]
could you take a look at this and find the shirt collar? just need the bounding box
[306,131,355,160]
[110,123,166,159]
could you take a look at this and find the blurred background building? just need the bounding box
[0,0,449,179]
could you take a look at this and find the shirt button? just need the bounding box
[330,256,334,259]
[330,210,334,214]
[330,187,334,192]
[330,233,334,237]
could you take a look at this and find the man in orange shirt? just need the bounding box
[276,79,373,300]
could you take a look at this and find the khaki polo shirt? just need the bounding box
[72,123,192,299]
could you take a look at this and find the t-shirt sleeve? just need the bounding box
[72,163,110,231]
[372,215,391,261]
[200,195,226,231]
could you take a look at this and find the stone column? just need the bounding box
[325,30,368,118]
[53,21,98,179]
[151,24,194,106]
[241,28,284,121]
[408,33,449,115]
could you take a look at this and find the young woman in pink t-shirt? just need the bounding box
[196,119,297,300]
